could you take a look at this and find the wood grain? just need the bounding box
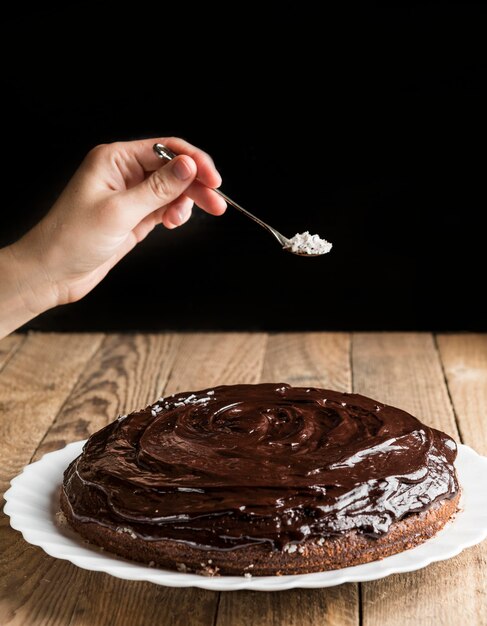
[0,333,25,372]
[164,332,268,395]
[1,332,485,626]
[0,332,104,493]
[352,332,476,626]
[1,332,268,626]
[436,333,487,625]
[437,333,487,455]
[0,332,104,626]
[1,333,185,626]
[352,333,459,436]
[33,333,183,460]
[217,588,359,626]
[66,575,220,626]
[64,332,269,626]
[261,332,351,391]
[217,333,359,626]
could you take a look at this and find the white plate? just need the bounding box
[4,441,487,591]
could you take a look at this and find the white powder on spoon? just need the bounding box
[286,231,333,256]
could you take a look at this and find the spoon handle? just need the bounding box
[153,143,289,247]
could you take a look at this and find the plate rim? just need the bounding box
[4,440,487,591]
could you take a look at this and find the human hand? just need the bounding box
[9,137,226,310]
[0,137,226,338]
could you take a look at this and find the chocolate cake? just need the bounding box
[61,383,460,576]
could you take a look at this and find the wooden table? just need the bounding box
[0,332,486,626]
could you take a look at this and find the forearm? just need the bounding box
[0,243,59,339]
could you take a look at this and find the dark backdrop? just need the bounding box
[2,6,486,331]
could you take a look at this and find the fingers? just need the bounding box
[99,138,226,233]
[118,155,197,227]
[128,137,222,188]
[163,138,222,188]
[186,180,227,216]
[162,195,194,229]
[123,137,227,214]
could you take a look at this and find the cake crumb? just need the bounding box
[244,572,252,579]
[55,511,68,527]
[148,561,156,568]
[198,565,220,577]
[317,537,325,546]
[176,562,188,573]
[116,526,137,539]
[285,231,332,256]
[284,543,297,553]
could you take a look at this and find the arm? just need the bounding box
[0,244,60,338]
[0,138,226,339]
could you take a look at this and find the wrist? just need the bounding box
[0,241,61,337]
[9,239,62,313]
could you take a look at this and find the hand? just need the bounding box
[0,137,226,338]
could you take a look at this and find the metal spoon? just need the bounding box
[153,143,328,256]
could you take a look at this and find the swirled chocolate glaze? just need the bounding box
[63,383,459,550]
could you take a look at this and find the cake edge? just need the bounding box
[60,489,460,577]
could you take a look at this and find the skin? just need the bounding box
[0,137,227,339]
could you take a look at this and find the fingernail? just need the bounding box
[172,157,193,181]
[177,205,192,224]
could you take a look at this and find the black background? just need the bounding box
[2,5,486,331]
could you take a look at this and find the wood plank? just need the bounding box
[66,332,268,626]
[0,333,25,372]
[217,332,359,626]
[436,333,487,623]
[1,333,183,626]
[0,332,104,626]
[33,333,183,460]
[4,332,482,625]
[2,332,268,626]
[0,332,104,494]
[164,332,268,394]
[260,332,351,391]
[437,333,487,455]
[217,588,359,626]
[68,576,220,626]
[352,333,478,626]
[352,333,459,436]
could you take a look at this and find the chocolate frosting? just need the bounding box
[63,383,459,550]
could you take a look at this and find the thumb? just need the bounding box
[119,155,197,226]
